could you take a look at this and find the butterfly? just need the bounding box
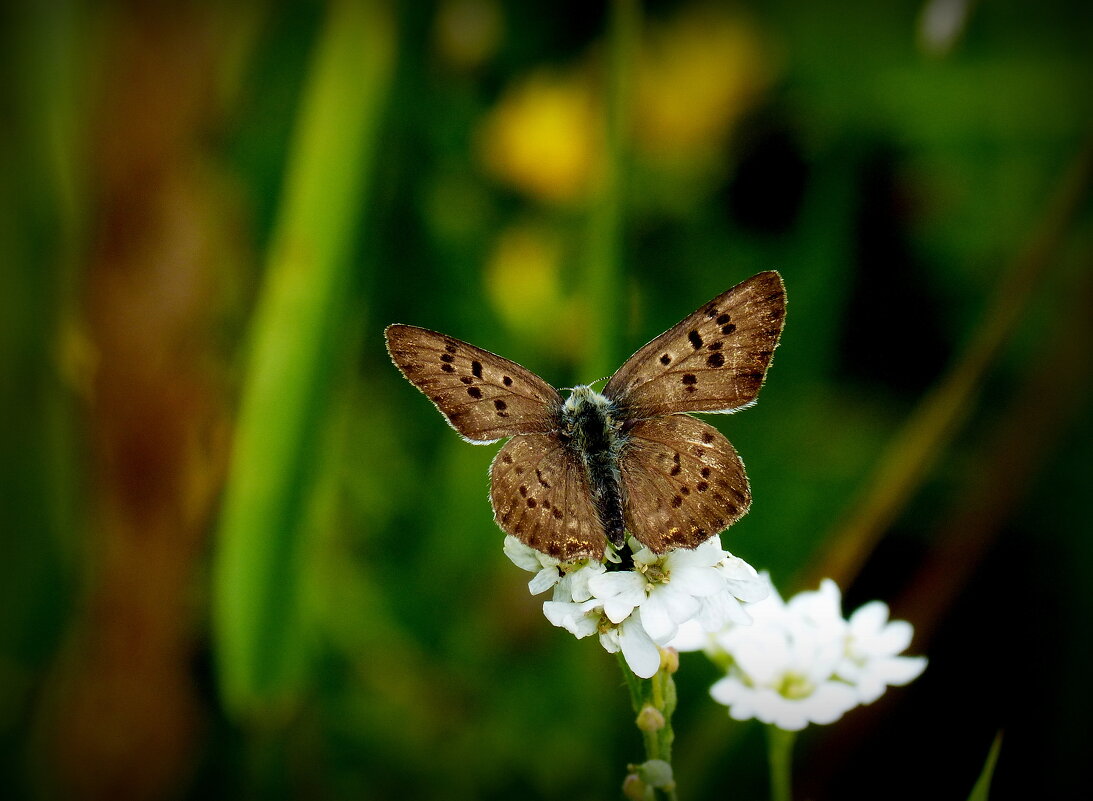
[385,271,786,562]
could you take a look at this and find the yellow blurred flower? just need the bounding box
[485,220,566,335]
[634,6,772,166]
[477,70,603,204]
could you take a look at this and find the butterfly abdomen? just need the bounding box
[562,386,628,549]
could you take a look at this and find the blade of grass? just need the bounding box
[582,0,639,379]
[804,137,1093,588]
[966,732,1003,801]
[212,0,394,719]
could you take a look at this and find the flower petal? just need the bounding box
[529,566,562,596]
[803,681,860,725]
[848,600,889,634]
[590,571,646,624]
[670,564,727,597]
[618,615,661,678]
[542,600,598,638]
[668,619,709,652]
[640,591,679,643]
[503,535,548,572]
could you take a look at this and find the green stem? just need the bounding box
[583,0,640,380]
[616,653,679,801]
[766,725,796,801]
[806,136,1093,589]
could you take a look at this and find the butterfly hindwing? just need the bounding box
[619,415,750,553]
[490,433,608,561]
[385,324,562,443]
[604,271,785,418]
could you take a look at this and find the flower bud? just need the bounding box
[639,759,675,790]
[635,703,665,732]
[621,772,649,801]
[660,647,680,674]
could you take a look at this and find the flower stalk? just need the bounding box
[620,652,679,801]
[766,725,796,801]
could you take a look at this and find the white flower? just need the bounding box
[599,609,662,679]
[693,553,770,631]
[503,536,563,594]
[502,535,605,600]
[634,540,729,643]
[697,575,927,730]
[587,568,647,624]
[505,533,769,679]
[589,537,760,645]
[707,580,858,730]
[669,555,770,653]
[542,598,601,639]
[839,600,927,703]
[542,597,662,678]
[788,579,927,704]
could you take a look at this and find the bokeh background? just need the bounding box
[2,0,1090,799]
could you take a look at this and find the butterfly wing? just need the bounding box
[604,271,786,418]
[386,324,562,443]
[490,434,608,561]
[619,415,750,553]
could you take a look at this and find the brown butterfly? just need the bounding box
[385,271,786,562]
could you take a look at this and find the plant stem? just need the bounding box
[806,136,1093,589]
[766,725,796,801]
[617,653,679,801]
[583,0,639,380]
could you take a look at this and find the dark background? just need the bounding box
[2,1,1090,799]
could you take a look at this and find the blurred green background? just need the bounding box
[2,0,1090,799]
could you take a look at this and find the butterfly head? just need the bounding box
[561,385,626,455]
[562,384,607,411]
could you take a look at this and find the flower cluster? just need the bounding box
[672,576,927,730]
[503,535,769,678]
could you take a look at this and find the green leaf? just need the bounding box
[212,0,395,720]
[966,732,1004,801]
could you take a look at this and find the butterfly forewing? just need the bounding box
[604,271,786,418]
[619,415,750,553]
[385,324,562,443]
[490,434,608,561]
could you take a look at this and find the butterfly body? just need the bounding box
[560,385,629,549]
[385,271,786,562]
